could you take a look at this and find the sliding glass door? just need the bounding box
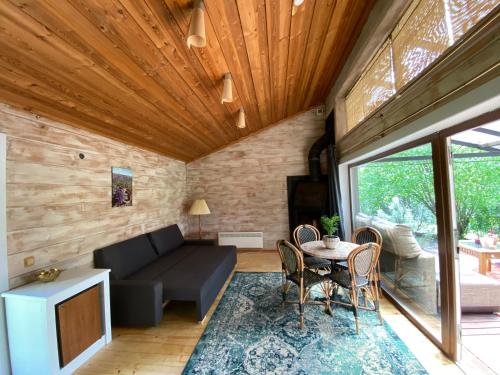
[447,120,500,370]
[350,142,442,340]
[348,112,500,359]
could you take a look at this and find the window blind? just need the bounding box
[344,0,497,132]
[392,0,450,90]
[447,0,498,40]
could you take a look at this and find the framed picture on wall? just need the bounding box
[111,167,133,207]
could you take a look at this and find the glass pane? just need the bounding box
[351,143,442,339]
[392,0,450,89]
[449,122,500,371]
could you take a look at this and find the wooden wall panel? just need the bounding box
[187,109,324,249]
[0,104,187,288]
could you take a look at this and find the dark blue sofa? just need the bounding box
[94,224,236,326]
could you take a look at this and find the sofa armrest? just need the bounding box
[184,239,217,246]
[110,279,163,327]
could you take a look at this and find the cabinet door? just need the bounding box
[56,285,103,367]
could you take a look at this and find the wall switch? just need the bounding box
[24,256,35,267]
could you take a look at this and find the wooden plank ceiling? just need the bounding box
[0,0,374,161]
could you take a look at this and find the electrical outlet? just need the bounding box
[24,256,35,267]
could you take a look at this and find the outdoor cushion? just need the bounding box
[389,224,422,259]
[148,224,185,256]
[94,234,158,280]
[460,270,500,313]
[355,213,373,228]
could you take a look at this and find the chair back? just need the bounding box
[347,243,381,279]
[276,240,304,275]
[293,224,320,247]
[352,226,382,247]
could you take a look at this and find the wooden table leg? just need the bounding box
[478,253,488,275]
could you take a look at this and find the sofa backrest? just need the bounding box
[94,234,158,280]
[148,224,185,256]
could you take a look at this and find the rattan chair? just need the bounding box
[276,240,332,328]
[292,224,331,272]
[352,226,383,293]
[329,242,383,334]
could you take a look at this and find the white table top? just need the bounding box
[1,268,110,300]
[300,240,358,260]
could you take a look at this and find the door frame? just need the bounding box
[0,132,10,374]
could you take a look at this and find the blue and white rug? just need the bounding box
[183,272,428,375]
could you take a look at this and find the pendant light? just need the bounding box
[236,108,245,129]
[221,73,233,103]
[187,0,206,49]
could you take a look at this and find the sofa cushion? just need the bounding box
[158,246,236,301]
[148,224,185,256]
[128,245,200,281]
[94,234,158,280]
[355,213,372,228]
[389,224,422,259]
[371,218,396,255]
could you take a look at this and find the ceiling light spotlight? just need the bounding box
[236,108,246,129]
[221,73,233,104]
[187,0,206,49]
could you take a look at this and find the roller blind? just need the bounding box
[392,0,450,90]
[447,0,499,40]
[344,0,497,132]
[346,41,396,131]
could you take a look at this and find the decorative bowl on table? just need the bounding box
[35,268,62,282]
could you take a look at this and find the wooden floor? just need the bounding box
[76,250,462,375]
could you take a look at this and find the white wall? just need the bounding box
[0,132,11,374]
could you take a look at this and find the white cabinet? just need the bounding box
[2,268,112,375]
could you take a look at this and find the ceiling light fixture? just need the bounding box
[221,73,233,103]
[187,0,206,49]
[236,108,246,129]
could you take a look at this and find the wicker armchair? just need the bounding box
[352,226,383,293]
[293,224,331,272]
[329,243,383,334]
[276,240,332,328]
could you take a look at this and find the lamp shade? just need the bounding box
[236,108,246,129]
[187,0,206,49]
[189,199,210,215]
[221,73,233,103]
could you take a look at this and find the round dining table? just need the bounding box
[300,240,358,265]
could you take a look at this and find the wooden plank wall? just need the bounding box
[187,109,324,249]
[0,104,187,288]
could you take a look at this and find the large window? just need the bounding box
[345,0,498,131]
[351,143,442,339]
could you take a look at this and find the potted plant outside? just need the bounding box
[320,215,341,249]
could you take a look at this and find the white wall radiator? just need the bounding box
[218,232,264,248]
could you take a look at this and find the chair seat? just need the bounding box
[287,269,329,288]
[304,256,331,269]
[329,269,369,289]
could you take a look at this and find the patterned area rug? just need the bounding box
[183,272,428,375]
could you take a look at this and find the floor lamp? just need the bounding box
[189,199,211,239]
